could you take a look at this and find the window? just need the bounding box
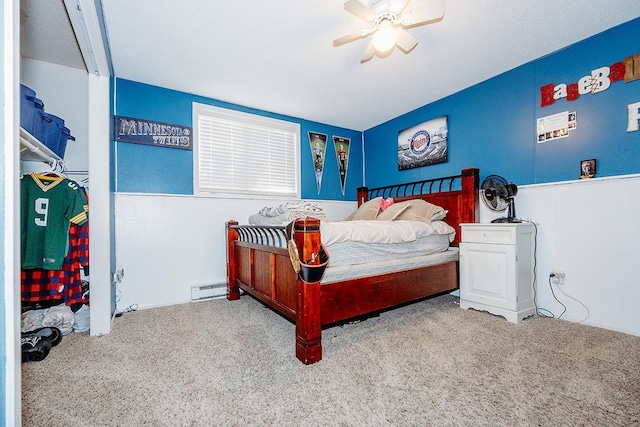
[193,103,300,197]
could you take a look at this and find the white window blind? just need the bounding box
[193,103,300,197]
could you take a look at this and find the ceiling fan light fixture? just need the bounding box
[371,20,397,53]
[335,0,445,62]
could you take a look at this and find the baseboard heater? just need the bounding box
[191,284,226,301]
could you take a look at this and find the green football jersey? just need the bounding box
[21,173,88,270]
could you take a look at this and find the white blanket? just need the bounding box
[249,201,327,225]
[320,220,455,246]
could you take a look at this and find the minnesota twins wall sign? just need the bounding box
[397,116,448,170]
[115,116,192,150]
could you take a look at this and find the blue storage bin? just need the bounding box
[57,127,75,159]
[20,84,46,140]
[42,112,75,158]
[20,84,35,100]
[33,109,51,144]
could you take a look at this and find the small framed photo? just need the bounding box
[580,159,596,179]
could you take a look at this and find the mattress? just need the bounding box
[326,234,452,268]
[322,249,459,284]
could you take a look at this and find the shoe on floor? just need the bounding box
[22,326,62,347]
[21,335,52,363]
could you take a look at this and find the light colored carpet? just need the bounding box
[22,294,640,426]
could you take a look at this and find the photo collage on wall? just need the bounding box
[536,111,577,143]
[308,132,351,194]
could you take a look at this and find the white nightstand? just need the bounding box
[459,222,536,323]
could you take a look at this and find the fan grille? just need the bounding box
[481,175,507,212]
[480,175,520,223]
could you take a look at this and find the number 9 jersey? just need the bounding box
[20,173,88,270]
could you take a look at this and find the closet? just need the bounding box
[19,90,91,339]
[19,0,113,338]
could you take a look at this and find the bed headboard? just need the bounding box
[356,168,479,247]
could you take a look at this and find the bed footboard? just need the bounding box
[226,218,324,364]
[226,221,296,316]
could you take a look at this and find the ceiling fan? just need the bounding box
[333,0,445,62]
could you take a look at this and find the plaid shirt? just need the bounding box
[21,221,89,306]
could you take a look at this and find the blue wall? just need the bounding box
[114,79,363,200]
[364,18,640,187]
[114,18,640,197]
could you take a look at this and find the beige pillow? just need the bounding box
[345,197,382,220]
[376,201,411,220]
[395,199,446,223]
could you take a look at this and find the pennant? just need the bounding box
[308,132,327,194]
[333,136,350,195]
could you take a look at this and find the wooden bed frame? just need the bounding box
[226,168,479,364]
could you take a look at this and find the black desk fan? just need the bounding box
[481,175,521,223]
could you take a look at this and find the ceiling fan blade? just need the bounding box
[396,29,418,52]
[333,28,375,47]
[401,0,445,27]
[388,0,410,14]
[360,43,376,63]
[344,0,375,21]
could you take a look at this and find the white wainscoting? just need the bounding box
[115,174,640,337]
[114,194,355,311]
[481,174,640,337]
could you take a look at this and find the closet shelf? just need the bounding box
[20,127,61,163]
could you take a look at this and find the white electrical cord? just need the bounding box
[554,284,591,323]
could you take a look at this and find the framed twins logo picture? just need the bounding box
[397,116,448,170]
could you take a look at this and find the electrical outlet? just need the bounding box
[550,270,565,285]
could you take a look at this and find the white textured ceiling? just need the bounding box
[20,0,86,71]
[21,0,640,131]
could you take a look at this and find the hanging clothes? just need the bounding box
[20,172,88,270]
[21,221,89,307]
[20,172,90,308]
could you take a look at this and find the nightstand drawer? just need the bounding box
[461,224,517,244]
